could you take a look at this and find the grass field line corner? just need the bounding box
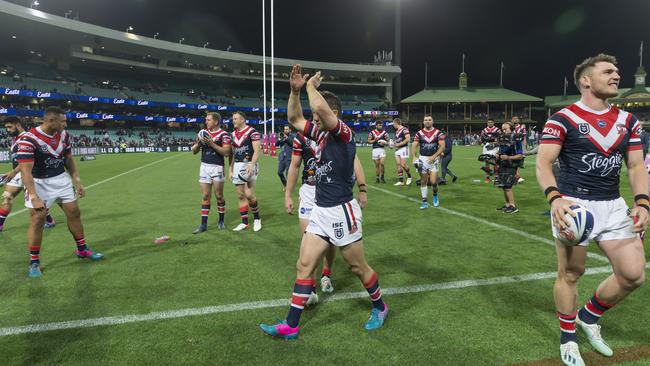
[0,264,627,337]
[366,184,610,263]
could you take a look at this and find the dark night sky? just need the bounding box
[8,0,650,98]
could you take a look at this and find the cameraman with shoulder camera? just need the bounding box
[496,121,524,213]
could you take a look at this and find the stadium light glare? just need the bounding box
[11,35,16,39]
[126,26,134,33]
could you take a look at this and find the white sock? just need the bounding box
[421,186,428,200]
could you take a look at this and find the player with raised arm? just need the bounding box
[17,107,104,278]
[191,112,231,234]
[229,111,262,232]
[412,115,446,209]
[260,64,385,340]
[285,131,369,303]
[392,118,412,186]
[537,54,648,366]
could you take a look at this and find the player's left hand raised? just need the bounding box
[307,71,323,89]
[630,206,649,233]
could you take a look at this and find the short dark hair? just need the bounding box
[233,111,246,120]
[487,118,495,122]
[393,118,402,124]
[320,91,342,116]
[3,116,21,125]
[44,106,66,116]
[574,53,618,90]
[206,112,222,124]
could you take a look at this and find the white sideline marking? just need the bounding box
[7,154,181,218]
[366,184,610,263]
[0,264,626,337]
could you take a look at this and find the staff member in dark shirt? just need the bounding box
[439,133,457,184]
[276,125,294,190]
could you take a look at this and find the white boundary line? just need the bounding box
[0,264,626,337]
[7,154,181,218]
[366,184,611,263]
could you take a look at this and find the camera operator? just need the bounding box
[495,121,524,213]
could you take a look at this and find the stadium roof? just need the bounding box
[545,87,650,109]
[400,87,542,104]
[0,0,400,84]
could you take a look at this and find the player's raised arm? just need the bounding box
[288,64,308,133]
[305,72,338,131]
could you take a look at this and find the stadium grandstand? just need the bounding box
[0,0,401,156]
[400,70,543,143]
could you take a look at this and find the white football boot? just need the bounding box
[320,276,334,293]
[232,223,248,232]
[560,341,585,366]
[253,219,262,232]
[576,316,613,357]
[306,291,319,307]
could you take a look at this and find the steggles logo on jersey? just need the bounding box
[578,152,623,177]
[315,161,334,183]
[578,123,590,134]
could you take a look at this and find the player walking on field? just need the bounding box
[537,54,648,366]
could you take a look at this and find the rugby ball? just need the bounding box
[388,139,395,148]
[557,204,594,246]
[197,129,211,142]
[378,140,388,147]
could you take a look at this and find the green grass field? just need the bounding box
[1,146,649,365]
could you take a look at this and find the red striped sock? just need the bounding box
[239,205,249,225]
[364,272,385,311]
[558,311,578,344]
[75,236,87,252]
[29,245,41,264]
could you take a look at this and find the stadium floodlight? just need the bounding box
[153,32,159,39]
[126,26,134,33]
[179,37,185,44]
[30,1,39,9]
[203,42,209,48]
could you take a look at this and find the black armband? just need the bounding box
[358,184,366,188]
[638,204,650,212]
[548,195,561,205]
[634,194,649,202]
[544,186,560,197]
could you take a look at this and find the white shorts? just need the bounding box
[395,147,409,158]
[298,184,316,220]
[551,196,637,246]
[232,161,259,185]
[306,199,363,246]
[418,155,439,173]
[199,163,225,184]
[482,144,499,156]
[372,148,386,160]
[6,172,22,188]
[24,172,76,209]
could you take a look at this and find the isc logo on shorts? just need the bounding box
[332,222,345,240]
